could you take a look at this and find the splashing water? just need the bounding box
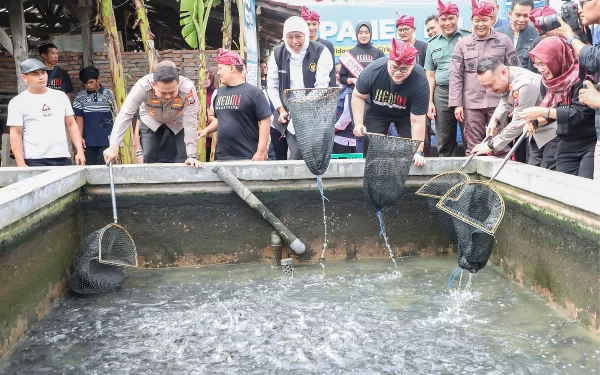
[317,176,328,261]
[2,258,598,374]
[376,210,396,267]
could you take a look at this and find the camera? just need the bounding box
[535,0,581,35]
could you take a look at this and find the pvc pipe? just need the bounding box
[212,165,306,254]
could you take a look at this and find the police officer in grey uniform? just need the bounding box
[471,57,558,169]
[425,0,471,157]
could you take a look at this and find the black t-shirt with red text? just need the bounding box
[214,83,272,160]
[46,67,74,94]
[355,57,429,120]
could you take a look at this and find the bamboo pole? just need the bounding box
[100,0,135,164]
[195,0,214,163]
[237,0,245,58]
[222,0,232,49]
[134,0,158,73]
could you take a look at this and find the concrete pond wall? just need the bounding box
[0,158,598,357]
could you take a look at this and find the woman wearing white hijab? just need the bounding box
[267,16,334,160]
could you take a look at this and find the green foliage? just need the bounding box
[180,0,221,49]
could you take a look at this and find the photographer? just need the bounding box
[554,0,600,180]
[523,37,596,179]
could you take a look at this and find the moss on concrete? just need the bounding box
[0,193,81,357]
[81,187,452,266]
[492,197,599,331]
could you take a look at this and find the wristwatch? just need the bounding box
[486,138,495,155]
[566,35,580,46]
[187,153,199,160]
[415,151,424,156]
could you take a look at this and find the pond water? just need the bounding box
[1,257,598,374]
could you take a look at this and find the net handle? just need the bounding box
[459,135,490,171]
[109,162,118,224]
[489,127,528,183]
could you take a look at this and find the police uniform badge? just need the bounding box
[172,96,184,109]
[512,90,519,107]
[150,97,160,105]
[309,63,317,73]
[186,91,196,105]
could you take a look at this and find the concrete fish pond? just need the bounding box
[0,159,599,372]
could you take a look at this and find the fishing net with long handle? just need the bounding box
[436,128,528,236]
[283,88,341,261]
[282,87,341,177]
[68,163,138,295]
[416,136,490,245]
[363,132,421,233]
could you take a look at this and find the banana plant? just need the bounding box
[180,0,221,162]
[100,0,135,164]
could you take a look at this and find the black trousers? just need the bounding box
[84,146,107,166]
[363,114,412,156]
[434,85,464,157]
[271,131,288,160]
[25,157,72,166]
[139,121,186,163]
[556,137,596,179]
[333,143,356,154]
[528,137,558,170]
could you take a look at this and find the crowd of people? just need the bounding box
[6,0,600,182]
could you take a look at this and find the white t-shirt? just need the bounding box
[7,89,74,159]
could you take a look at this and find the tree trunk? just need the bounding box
[222,0,232,49]
[237,0,245,59]
[195,0,214,162]
[100,0,135,164]
[134,0,158,73]
[8,0,27,94]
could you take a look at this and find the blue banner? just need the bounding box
[311,1,475,58]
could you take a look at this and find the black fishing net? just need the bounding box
[416,171,470,244]
[68,224,137,295]
[282,88,341,175]
[436,181,505,235]
[416,170,498,274]
[454,219,496,273]
[363,134,421,212]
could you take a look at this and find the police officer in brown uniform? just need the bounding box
[449,0,520,154]
[425,0,471,157]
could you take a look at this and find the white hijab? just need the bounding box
[282,16,310,64]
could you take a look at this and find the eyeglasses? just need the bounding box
[397,28,412,34]
[533,62,546,69]
[388,64,410,74]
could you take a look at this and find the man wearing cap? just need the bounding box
[103,60,201,167]
[449,0,520,154]
[197,49,271,161]
[396,14,429,68]
[7,59,85,167]
[425,0,471,157]
[351,39,429,167]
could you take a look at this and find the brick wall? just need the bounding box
[0,49,221,93]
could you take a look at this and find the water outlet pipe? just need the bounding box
[271,231,283,267]
[212,165,306,254]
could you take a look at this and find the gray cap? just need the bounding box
[20,58,47,74]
